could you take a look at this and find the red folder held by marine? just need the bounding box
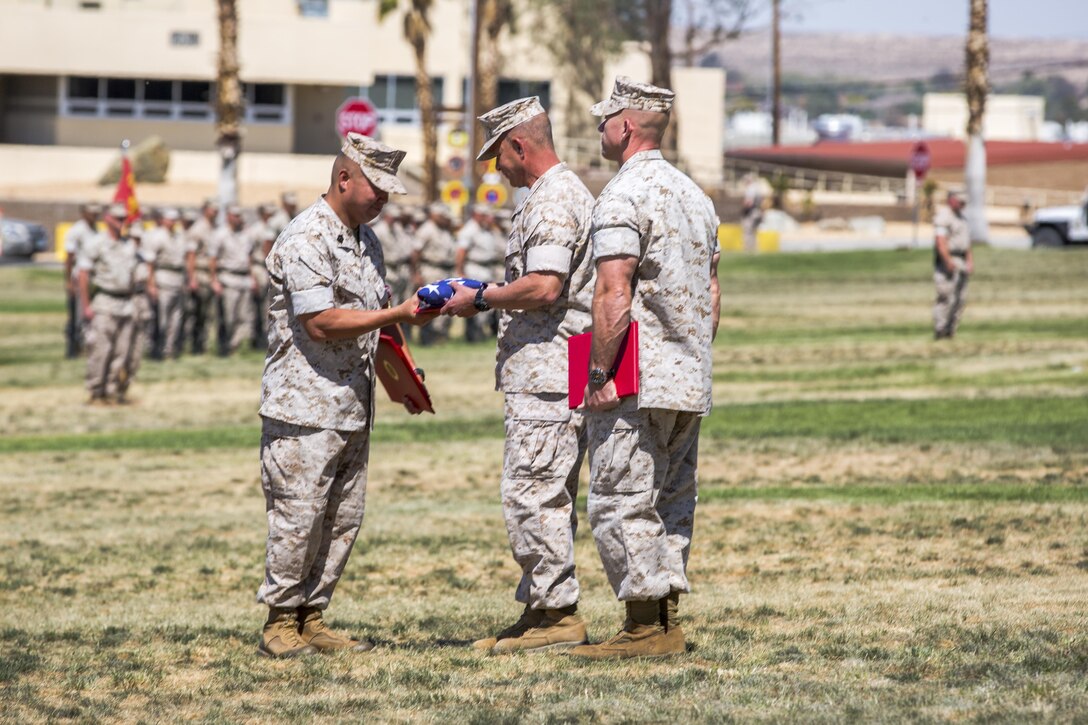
[376,324,434,414]
[567,322,639,409]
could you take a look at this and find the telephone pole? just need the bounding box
[463,0,481,212]
[771,0,781,146]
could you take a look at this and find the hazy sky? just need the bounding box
[777,0,1088,40]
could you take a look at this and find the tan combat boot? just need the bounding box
[298,606,375,653]
[490,604,589,654]
[257,608,319,659]
[568,599,685,660]
[472,604,544,651]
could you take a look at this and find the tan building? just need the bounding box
[923,92,1047,141]
[0,0,724,183]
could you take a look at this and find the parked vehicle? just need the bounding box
[0,217,49,258]
[1025,201,1088,247]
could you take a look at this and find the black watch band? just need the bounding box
[589,367,615,386]
[473,283,491,312]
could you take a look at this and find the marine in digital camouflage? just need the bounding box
[932,203,971,338]
[78,223,144,400]
[144,214,194,358]
[585,101,719,606]
[589,149,719,414]
[496,162,595,394]
[210,218,258,354]
[259,197,388,431]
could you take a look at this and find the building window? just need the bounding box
[498,79,550,109]
[59,76,290,124]
[297,0,328,17]
[364,75,444,126]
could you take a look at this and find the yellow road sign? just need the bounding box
[448,129,468,148]
[440,180,468,206]
[477,184,508,207]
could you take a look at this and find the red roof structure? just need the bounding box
[727,139,1088,177]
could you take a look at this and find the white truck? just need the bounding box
[1025,200,1088,247]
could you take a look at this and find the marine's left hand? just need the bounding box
[585,380,621,412]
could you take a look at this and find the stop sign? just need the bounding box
[336,97,379,138]
[910,141,931,179]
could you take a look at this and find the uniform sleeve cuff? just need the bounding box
[593,227,640,258]
[291,286,335,316]
[525,245,573,274]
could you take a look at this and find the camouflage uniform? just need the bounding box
[414,217,456,343]
[78,230,143,400]
[210,223,258,354]
[497,161,595,610]
[457,216,505,340]
[64,217,98,357]
[249,217,275,349]
[933,205,970,338]
[185,215,218,354]
[127,228,154,383]
[144,223,193,359]
[370,214,414,305]
[587,148,719,602]
[256,196,389,611]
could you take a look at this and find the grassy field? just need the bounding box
[1,247,1087,723]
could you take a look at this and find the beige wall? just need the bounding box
[0,0,727,180]
[923,92,1047,141]
[54,116,291,153]
[674,67,725,184]
[0,0,388,86]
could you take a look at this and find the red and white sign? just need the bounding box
[910,141,931,179]
[336,97,379,138]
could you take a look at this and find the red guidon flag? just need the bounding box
[113,152,140,223]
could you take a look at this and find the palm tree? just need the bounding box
[964,0,989,243]
[215,0,242,210]
[379,0,438,203]
[478,0,515,113]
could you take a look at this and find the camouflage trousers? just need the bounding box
[220,276,255,354]
[933,268,969,338]
[501,393,587,610]
[256,417,370,611]
[85,297,139,400]
[185,282,218,355]
[586,402,701,601]
[156,285,186,359]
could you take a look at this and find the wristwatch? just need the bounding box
[473,283,491,312]
[589,367,614,386]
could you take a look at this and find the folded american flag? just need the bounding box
[416,277,484,310]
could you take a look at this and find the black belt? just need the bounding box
[950,251,967,258]
[221,269,250,276]
[96,289,133,299]
[158,266,185,272]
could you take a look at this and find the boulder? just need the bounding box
[98,136,171,185]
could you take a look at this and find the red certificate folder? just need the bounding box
[568,321,639,409]
[376,325,434,414]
